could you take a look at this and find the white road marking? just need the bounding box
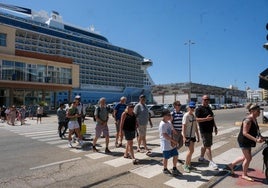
[30,157,82,170]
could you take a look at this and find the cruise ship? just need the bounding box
[0,3,154,107]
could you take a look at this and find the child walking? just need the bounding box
[159,109,182,176]
[182,101,200,173]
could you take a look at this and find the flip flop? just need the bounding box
[123,154,130,159]
[225,164,235,175]
[133,159,139,165]
[241,176,254,182]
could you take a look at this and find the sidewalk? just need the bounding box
[212,146,268,188]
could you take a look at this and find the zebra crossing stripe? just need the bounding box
[31,134,59,139]
[104,151,149,167]
[47,140,67,145]
[179,141,228,160]
[163,148,241,188]
[217,127,239,136]
[85,147,125,160]
[129,140,228,179]
[213,148,241,164]
[85,152,111,159]
[19,130,56,136]
[131,164,163,178]
[38,137,61,142]
[164,165,218,188]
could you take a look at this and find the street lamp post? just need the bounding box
[184,40,195,102]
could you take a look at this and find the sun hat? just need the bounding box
[248,104,263,111]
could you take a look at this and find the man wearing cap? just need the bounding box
[134,94,153,154]
[195,95,218,169]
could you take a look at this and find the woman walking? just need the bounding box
[227,103,264,181]
[120,103,139,164]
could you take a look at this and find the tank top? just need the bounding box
[123,113,136,131]
[237,118,259,147]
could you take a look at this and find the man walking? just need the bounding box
[134,94,153,154]
[92,97,111,153]
[195,95,218,169]
[113,96,127,147]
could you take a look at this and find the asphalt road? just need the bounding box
[0,107,267,188]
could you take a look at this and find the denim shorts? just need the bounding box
[163,147,178,159]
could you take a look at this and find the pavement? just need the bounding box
[211,143,268,188]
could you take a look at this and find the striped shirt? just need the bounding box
[171,110,184,132]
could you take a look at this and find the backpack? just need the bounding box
[93,107,100,122]
[93,106,109,122]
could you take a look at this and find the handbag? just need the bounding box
[185,116,194,147]
[80,123,87,135]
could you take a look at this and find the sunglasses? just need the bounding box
[203,99,210,101]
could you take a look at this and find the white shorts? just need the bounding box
[68,121,79,130]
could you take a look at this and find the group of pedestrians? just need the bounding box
[0,105,28,125]
[91,94,153,164]
[160,94,265,181]
[56,94,266,181]
[56,94,153,165]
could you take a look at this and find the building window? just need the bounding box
[0,33,7,46]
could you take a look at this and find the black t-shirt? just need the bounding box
[195,105,215,133]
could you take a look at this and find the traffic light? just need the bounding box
[264,23,268,50]
[266,23,268,40]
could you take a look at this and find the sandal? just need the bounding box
[225,164,235,175]
[146,150,152,155]
[241,176,254,182]
[133,159,139,165]
[123,154,130,159]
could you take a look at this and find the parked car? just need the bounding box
[107,103,116,113]
[85,104,96,117]
[180,104,187,112]
[264,111,268,123]
[147,104,165,118]
[164,103,187,113]
[209,104,220,110]
[163,103,174,111]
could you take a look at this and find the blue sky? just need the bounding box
[3,0,268,90]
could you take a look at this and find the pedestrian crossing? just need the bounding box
[2,120,268,188]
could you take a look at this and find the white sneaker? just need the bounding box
[68,142,73,148]
[209,161,218,170]
[78,140,83,146]
[72,136,77,143]
[198,157,209,162]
